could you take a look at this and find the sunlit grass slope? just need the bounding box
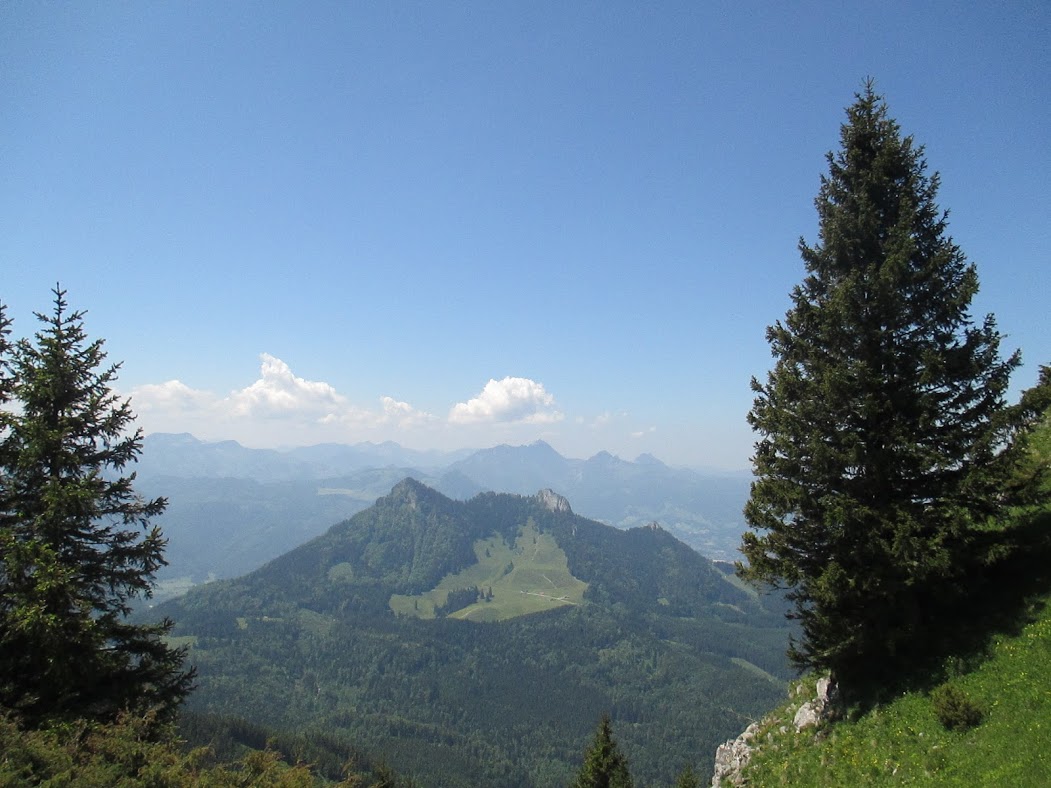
[742,591,1051,785]
[734,400,1051,786]
[389,518,588,621]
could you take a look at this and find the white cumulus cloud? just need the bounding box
[449,377,563,425]
[128,354,434,445]
[130,359,578,450]
[228,353,348,419]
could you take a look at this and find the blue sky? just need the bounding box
[2,2,1048,469]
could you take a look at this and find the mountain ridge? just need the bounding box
[138,434,754,600]
[141,432,745,479]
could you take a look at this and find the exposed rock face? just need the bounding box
[711,677,841,786]
[536,488,571,514]
[793,676,840,731]
[711,722,759,787]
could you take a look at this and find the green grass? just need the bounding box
[738,411,1051,786]
[389,519,588,621]
[742,594,1051,786]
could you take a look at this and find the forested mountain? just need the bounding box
[156,480,792,786]
[139,434,752,600]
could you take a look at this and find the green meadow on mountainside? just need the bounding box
[390,519,588,621]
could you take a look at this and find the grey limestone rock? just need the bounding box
[711,722,758,787]
[792,676,840,731]
[711,677,841,786]
[535,488,572,513]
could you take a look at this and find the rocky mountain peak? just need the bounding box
[535,488,572,514]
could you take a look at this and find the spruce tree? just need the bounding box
[740,83,1038,688]
[0,287,193,726]
[571,714,633,788]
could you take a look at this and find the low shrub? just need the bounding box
[931,683,984,731]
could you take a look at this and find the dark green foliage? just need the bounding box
[434,585,482,617]
[177,711,417,785]
[1003,365,1051,504]
[0,288,194,727]
[673,765,702,788]
[0,708,411,786]
[740,84,1046,690]
[0,711,197,786]
[930,683,984,731]
[571,714,633,788]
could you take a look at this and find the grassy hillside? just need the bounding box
[390,519,588,621]
[741,587,1051,785]
[734,414,1051,786]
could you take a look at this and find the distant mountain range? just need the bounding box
[138,432,475,480]
[138,433,753,599]
[439,440,752,557]
[156,479,791,786]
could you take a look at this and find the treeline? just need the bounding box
[435,585,491,616]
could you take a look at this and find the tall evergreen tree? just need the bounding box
[571,714,633,788]
[739,83,1040,687]
[0,287,194,727]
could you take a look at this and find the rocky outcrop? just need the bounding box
[535,488,572,514]
[711,721,760,787]
[792,676,840,731]
[711,677,841,786]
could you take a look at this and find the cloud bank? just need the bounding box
[124,353,745,468]
[128,356,561,448]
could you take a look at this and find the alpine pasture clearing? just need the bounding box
[389,519,588,621]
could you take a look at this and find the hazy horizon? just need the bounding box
[141,428,753,474]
